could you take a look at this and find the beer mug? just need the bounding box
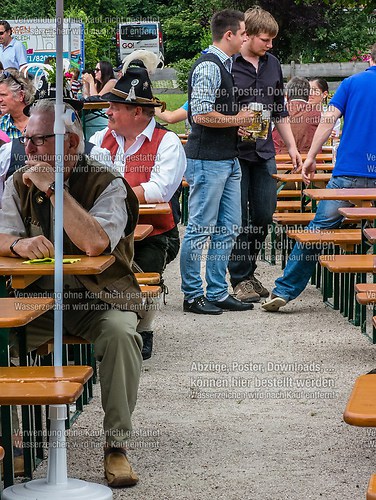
[242,103,263,141]
[253,110,271,141]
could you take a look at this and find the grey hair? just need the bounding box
[29,99,85,154]
[0,70,35,105]
[285,76,310,102]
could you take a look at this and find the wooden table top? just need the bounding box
[0,254,115,289]
[338,207,376,220]
[273,173,331,183]
[0,297,54,328]
[304,188,376,202]
[364,228,376,244]
[82,102,110,110]
[139,202,171,215]
[134,224,153,241]
[319,254,376,273]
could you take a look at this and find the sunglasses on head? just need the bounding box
[0,71,24,89]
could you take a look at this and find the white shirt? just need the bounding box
[90,118,186,203]
[0,141,114,207]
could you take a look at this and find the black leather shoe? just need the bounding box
[183,295,223,315]
[140,331,153,360]
[210,295,254,311]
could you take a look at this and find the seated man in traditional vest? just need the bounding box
[0,98,144,488]
[90,66,186,360]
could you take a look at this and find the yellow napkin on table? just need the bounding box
[22,258,81,264]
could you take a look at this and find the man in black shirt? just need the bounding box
[229,7,302,302]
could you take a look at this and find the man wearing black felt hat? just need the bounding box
[90,66,186,361]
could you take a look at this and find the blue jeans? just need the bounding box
[273,175,376,302]
[180,158,241,301]
[229,158,277,287]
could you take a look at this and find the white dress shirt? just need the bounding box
[90,118,186,203]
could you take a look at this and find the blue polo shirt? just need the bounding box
[330,66,376,178]
[0,38,27,69]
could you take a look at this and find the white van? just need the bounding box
[117,21,164,68]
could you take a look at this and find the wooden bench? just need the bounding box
[287,229,361,252]
[343,374,376,426]
[320,254,375,273]
[275,153,333,163]
[135,272,160,284]
[275,200,312,212]
[277,190,301,198]
[367,474,376,500]
[355,284,376,294]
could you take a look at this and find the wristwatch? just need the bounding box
[45,182,56,199]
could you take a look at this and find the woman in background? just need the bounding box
[82,60,116,97]
[309,77,341,138]
[81,61,116,138]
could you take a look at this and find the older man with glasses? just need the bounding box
[0,20,27,70]
[0,98,144,487]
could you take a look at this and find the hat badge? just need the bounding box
[126,79,139,101]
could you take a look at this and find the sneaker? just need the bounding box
[261,294,287,312]
[249,275,269,297]
[233,280,260,303]
[104,447,139,487]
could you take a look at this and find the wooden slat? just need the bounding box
[273,173,331,183]
[356,292,376,305]
[0,366,93,384]
[275,153,332,162]
[135,272,160,284]
[277,163,333,171]
[338,207,376,221]
[344,374,376,426]
[287,229,361,245]
[0,298,54,328]
[355,283,376,293]
[367,474,376,500]
[273,212,315,225]
[364,228,376,244]
[0,381,83,405]
[134,224,153,241]
[138,203,171,215]
[304,188,376,203]
[319,254,376,273]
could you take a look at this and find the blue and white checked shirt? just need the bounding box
[190,45,233,117]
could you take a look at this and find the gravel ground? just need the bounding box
[30,228,376,500]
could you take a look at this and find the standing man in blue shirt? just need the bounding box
[262,42,376,312]
[0,21,27,70]
[181,9,255,314]
[229,6,301,304]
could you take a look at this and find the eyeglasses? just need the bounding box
[19,134,55,146]
[0,31,7,35]
[94,68,100,72]
[0,71,24,89]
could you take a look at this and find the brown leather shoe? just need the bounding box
[104,447,139,487]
